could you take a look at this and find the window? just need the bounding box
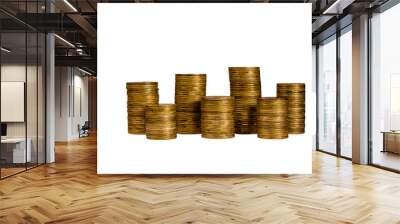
[317,36,337,155]
[339,28,352,158]
[371,3,400,171]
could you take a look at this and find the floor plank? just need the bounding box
[1,134,400,224]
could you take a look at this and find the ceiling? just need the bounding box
[0,0,392,74]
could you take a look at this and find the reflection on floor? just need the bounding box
[373,150,400,171]
[0,162,41,178]
[0,167,25,178]
[341,147,352,158]
[0,135,400,223]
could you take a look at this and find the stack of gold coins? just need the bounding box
[257,97,288,139]
[229,67,261,134]
[201,96,235,139]
[126,82,159,134]
[277,83,305,134]
[175,74,206,134]
[145,104,177,140]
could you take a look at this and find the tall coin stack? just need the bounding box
[277,83,306,134]
[201,96,235,139]
[175,74,207,134]
[126,82,159,134]
[145,104,177,140]
[257,97,288,139]
[229,67,261,134]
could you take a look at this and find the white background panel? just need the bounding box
[98,3,313,174]
[1,82,25,122]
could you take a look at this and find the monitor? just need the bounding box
[1,123,7,137]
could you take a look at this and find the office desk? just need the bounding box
[382,131,400,154]
[1,138,31,163]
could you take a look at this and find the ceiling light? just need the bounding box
[54,34,75,48]
[78,67,93,76]
[1,47,11,53]
[76,48,85,55]
[63,0,78,12]
[323,0,355,15]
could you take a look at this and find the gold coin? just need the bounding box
[145,104,177,140]
[175,74,206,134]
[257,132,289,139]
[126,82,159,135]
[276,83,306,134]
[229,67,261,133]
[201,96,235,139]
[201,96,234,113]
[126,81,158,88]
[234,105,257,123]
[256,97,288,139]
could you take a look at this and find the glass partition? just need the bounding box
[1,31,28,177]
[0,2,46,179]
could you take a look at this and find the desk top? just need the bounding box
[1,138,27,143]
[381,131,400,134]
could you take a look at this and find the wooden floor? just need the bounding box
[1,135,400,223]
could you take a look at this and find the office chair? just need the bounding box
[79,121,90,138]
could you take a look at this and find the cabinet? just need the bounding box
[382,132,400,154]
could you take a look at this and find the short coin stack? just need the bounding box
[175,74,207,134]
[145,104,177,140]
[201,96,235,139]
[257,97,288,139]
[126,82,159,134]
[229,67,261,134]
[276,83,305,134]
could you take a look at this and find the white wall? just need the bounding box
[55,66,70,141]
[55,66,89,141]
[72,73,89,138]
